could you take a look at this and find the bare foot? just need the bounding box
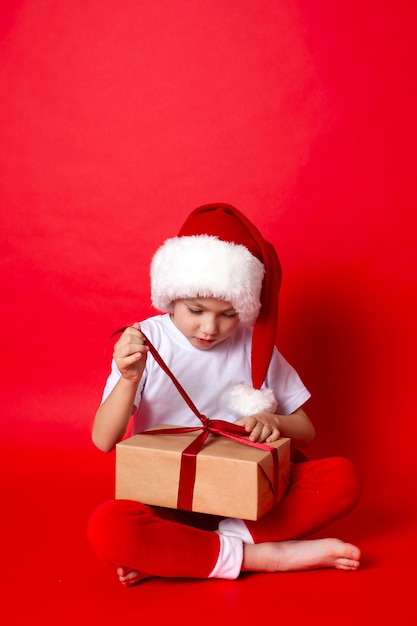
[242,538,361,573]
[116,567,151,587]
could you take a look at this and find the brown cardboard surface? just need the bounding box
[116,425,290,520]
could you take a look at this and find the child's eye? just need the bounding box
[222,312,237,319]
[187,308,202,315]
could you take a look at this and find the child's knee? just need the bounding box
[86,499,152,563]
[295,456,362,511]
[329,456,362,509]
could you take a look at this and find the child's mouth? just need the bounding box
[195,337,216,346]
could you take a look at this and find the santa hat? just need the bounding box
[150,203,282,418]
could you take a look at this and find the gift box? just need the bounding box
[115,424,291,520]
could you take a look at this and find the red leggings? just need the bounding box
[87,456,361,579]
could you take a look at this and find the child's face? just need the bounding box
[171,297,240,350]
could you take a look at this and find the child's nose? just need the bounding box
[201,316,217,335]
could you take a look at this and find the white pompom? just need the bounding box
[227,384,278,418]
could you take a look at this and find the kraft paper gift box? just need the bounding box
[115,425,291,521]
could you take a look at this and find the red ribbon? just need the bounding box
[113,326,280,512]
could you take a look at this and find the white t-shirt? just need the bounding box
[102,314,311,433]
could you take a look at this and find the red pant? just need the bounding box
[87,456,361,579]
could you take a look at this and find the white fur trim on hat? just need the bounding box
[227,384,278,418]
[150,235,265,326]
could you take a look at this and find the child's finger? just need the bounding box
[118,352,145,368]
[265,428,280,442]
[248,421,264,441]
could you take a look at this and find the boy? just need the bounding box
[87,203,361,586]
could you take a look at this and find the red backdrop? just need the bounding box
[1,1,416,622]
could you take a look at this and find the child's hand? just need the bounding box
[235,412,281,443]
[113,322,149,383]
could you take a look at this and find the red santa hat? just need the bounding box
[150,203,282,417]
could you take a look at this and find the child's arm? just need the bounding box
[235,406,315,449]
[92,323,149,452]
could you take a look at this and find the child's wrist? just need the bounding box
[120,372,142,387]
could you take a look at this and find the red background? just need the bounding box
[1,1,416,623]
